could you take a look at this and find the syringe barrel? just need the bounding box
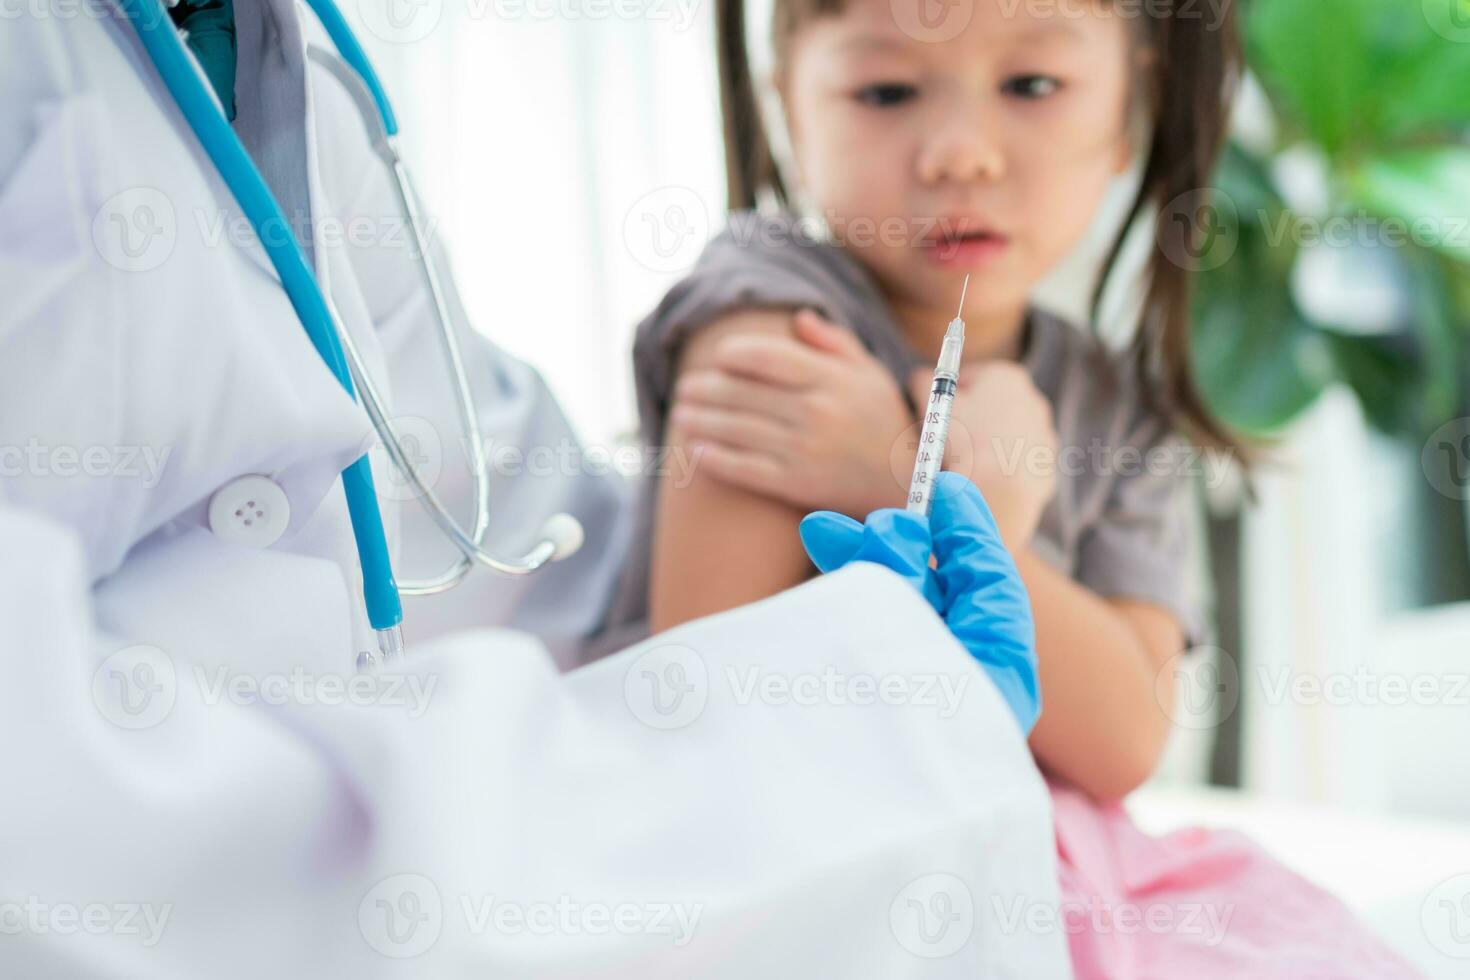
[936,331,964,381]
[906,375,957,516]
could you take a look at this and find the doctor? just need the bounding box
[0,0,1068,975]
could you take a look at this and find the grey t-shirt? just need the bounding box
[587,211,1207,660]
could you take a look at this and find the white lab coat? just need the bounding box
[0,2,1070,976]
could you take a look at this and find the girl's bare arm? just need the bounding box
[1016,548,1184,802]
[648,311,816,633]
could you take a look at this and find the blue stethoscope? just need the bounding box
[118,0,585,668]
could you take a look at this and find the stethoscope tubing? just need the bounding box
[118,0,577,658]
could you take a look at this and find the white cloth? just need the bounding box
[2,506,1066,977]
[0,2,1068,975]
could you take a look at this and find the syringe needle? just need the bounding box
[956,274,969,319]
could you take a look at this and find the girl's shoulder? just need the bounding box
[659,209,890,323]
[631,209,912,404]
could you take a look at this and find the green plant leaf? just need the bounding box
[1449,261,1470,321]
[1192,211,1330,434]
[1379,1,1470,139]
[1247,0,1470,154]
[1193,297,1329,434]
[1403,248,1467,427]
[1322,332,1420,434]
[1247,0,1389,154]
[1215,140,1285,221]
[1349,147,1470,265]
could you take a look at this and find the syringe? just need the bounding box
[905,275,969,516]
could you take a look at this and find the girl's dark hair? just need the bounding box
[715,0,1246,457]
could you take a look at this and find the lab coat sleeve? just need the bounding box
[2,500,1068,977]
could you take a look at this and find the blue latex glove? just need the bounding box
[798,472,1041,734]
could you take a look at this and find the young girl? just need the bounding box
[598,0,1223,803]
[591,0,1424,973]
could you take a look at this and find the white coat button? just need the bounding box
[208,475,291,548]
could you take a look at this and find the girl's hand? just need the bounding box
[669,310,915,517]
[916,362,1057,550]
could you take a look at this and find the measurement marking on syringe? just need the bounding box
[905,276,968,517]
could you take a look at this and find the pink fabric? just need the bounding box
[1048,779,1423,979]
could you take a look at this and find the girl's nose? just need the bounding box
[917,117,1006,186]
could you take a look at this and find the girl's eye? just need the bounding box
[855,83,918,107]
[1001,75,1061,99]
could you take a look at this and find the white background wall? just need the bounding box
[349,0,725,447]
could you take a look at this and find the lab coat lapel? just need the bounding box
[101,0,321,284]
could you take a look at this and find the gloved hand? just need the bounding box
[798,472,1041,734]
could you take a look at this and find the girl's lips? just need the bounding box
[922,233,1010,267]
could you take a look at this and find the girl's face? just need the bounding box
[781,0,1139,322]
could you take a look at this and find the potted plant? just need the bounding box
[1192,0,1470,598]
